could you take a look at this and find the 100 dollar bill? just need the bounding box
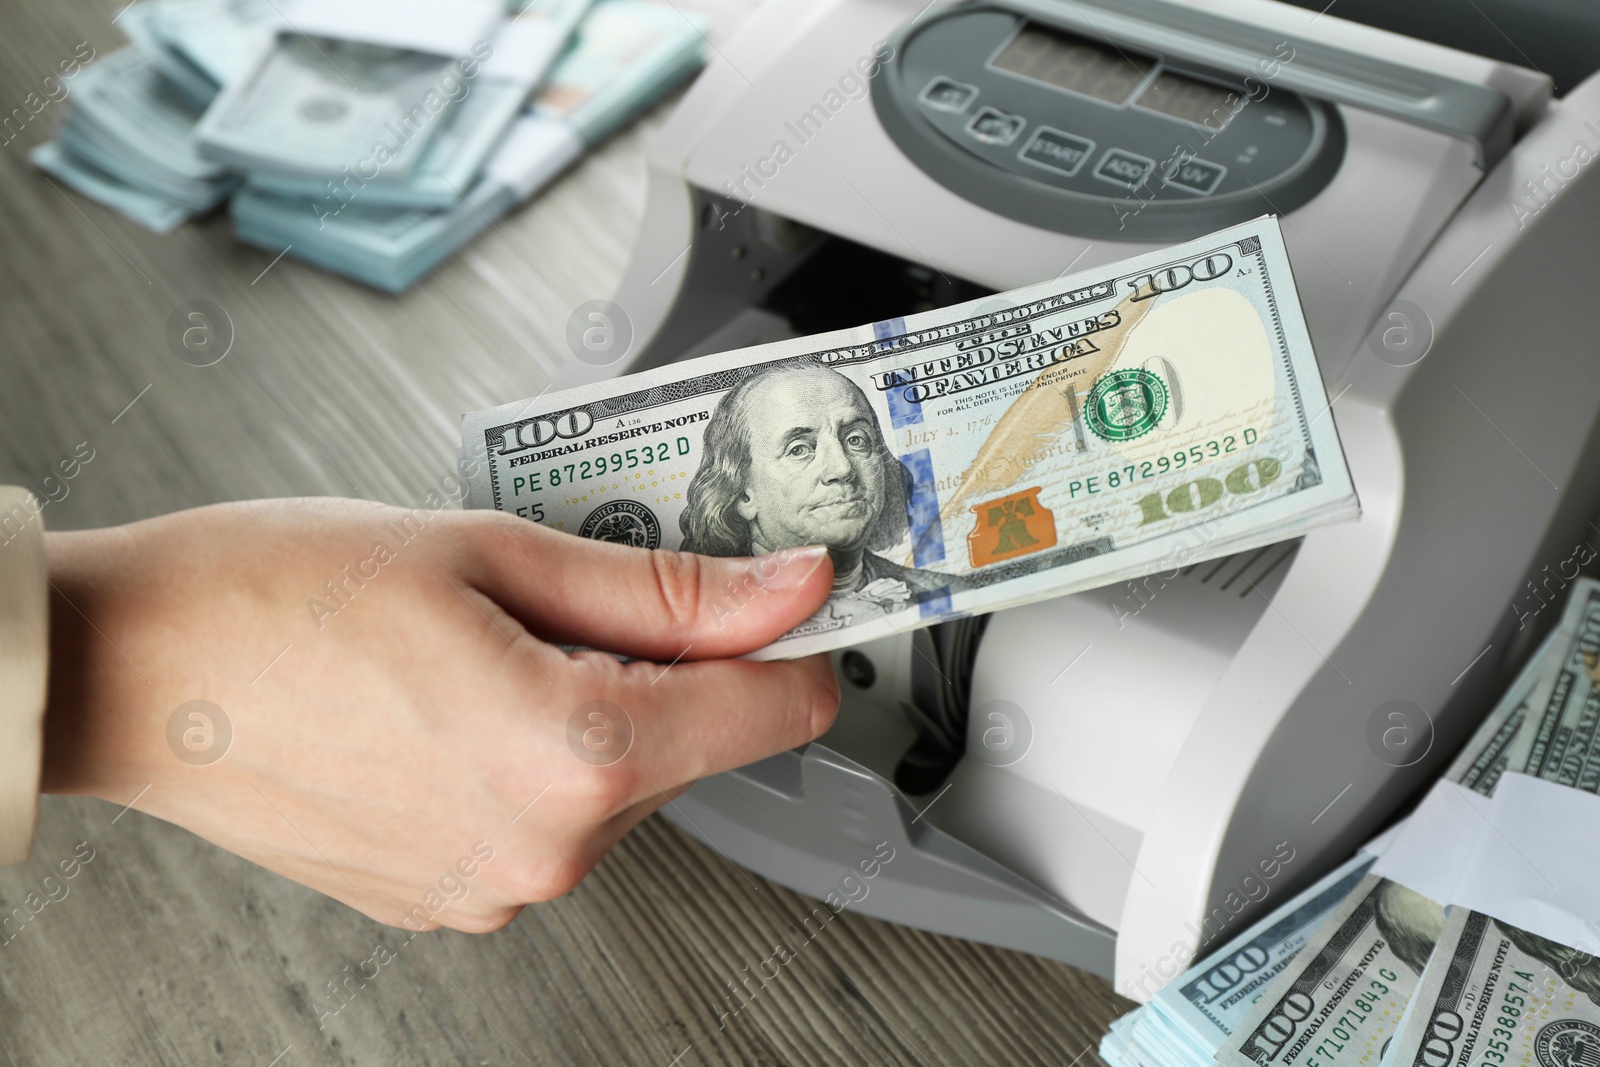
[1449,579,1600,796]
[459,216,1357,658]
[1386,906,1600,1067]
[1217,874,1446,1067]
[1155,852,1378,1054]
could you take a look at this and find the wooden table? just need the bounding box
[0,1,1131,1061]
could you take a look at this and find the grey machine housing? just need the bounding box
[559,0,1600,997]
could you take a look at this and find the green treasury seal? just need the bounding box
[1085,368,1168,442]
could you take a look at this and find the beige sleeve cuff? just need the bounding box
[0,487,48,865]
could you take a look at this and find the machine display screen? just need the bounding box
[1136,70,1241,128]
[990,23,1153,104]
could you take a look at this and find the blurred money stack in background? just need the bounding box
[1102,574,1600,1067]
[31,0,706,286]
[232,0,707,291]
[30,36,248,234]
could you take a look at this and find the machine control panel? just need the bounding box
[872,4,1347,239]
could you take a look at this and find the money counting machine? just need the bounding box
[557,0,1600,997]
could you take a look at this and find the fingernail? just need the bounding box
[752,544,830,590]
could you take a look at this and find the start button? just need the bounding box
[1018,127,1096,177]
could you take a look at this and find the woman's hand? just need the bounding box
[40,498,837,932]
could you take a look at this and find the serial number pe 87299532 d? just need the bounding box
[507,437,694,518]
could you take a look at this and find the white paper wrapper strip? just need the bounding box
[1372,772,1600,950]
[283,0,502,57]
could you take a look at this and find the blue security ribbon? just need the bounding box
[874,317,922,428]
[899,448,946,568]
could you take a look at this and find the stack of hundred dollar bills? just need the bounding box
[30,41,244,234]
[30,0,706,287]
[458,217,1361,656]
[1102,575,1600,1067]
[231,0,707,291]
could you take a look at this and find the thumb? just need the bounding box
[463,515,834,660]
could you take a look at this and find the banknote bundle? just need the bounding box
[459,216,1359,658]
[193,0,502,178]
[238,0,591,209]
[1215,873,1448,1067]
[1213,761,1600,1067]
[29,45,240,234]
[1376,574,1600,1064]
[195,0,589,199]
[1099,851,1383,1067]
[1384,904,1600,1067]
[1445,575,1600,796]
[1102,576,1600,1067]
[118,0,276,109]
[231,0,708,291]
[30,0,702,287]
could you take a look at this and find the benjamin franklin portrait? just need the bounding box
[680,363,956,613]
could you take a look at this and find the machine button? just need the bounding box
[1017,127,1095,177]
[1163,156,1227,195]
[919,76,977,114]
[1093,149,1155,190]
[965,107,1026,146]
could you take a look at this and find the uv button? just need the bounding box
[1164,156,1227,195]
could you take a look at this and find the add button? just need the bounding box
[1093,149,1155,191]
[1018,127,1095,177]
